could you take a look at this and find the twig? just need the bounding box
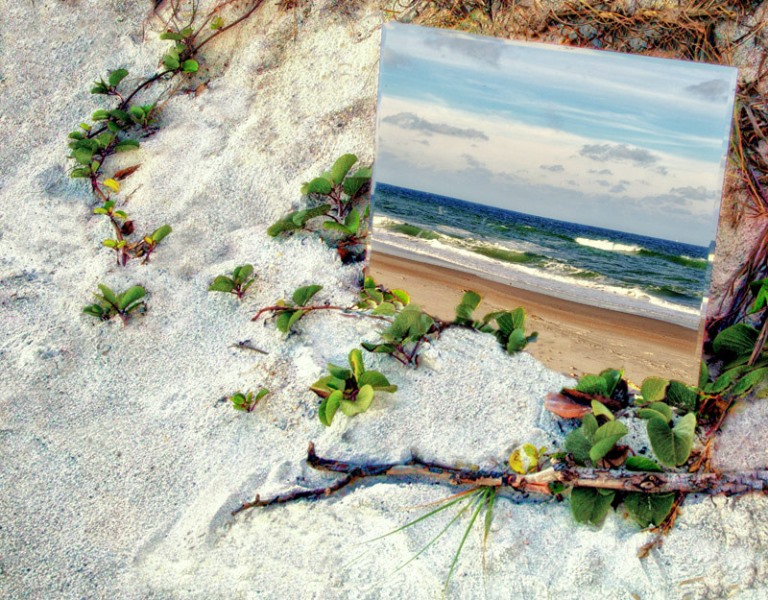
[233,442,768,514]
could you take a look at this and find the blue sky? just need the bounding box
[374,23,738,246]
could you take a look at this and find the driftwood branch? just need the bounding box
[234,442,768,514]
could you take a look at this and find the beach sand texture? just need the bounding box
[1,1,768,598]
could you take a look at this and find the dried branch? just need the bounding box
[233,442,768,514]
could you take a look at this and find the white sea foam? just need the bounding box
[372,229,701,328]
[575,237,643,253]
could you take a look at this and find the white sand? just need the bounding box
[1,1,767,598]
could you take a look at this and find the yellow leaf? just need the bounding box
[509,445,539,474]
[103,178,120,193]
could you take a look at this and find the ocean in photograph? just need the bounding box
[372,182,711,329]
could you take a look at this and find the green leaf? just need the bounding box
[160,31,184,41]
[591,400,614,421]
[151,225,172,243]
[666,381,698,412]
[348,348,365,379]
[455,290,482,322]
[323,221,351,234]
[74,147,93,166]
[647,413,696,468]
[713,323,760,358]
[327,364,352,380]
[275,310,295,333]
[96,284,119,308]
[589,420,628,462]
[83,304,107,319]
[292,284,322,307]
[306,177,333,195]
[109,109,130,122]
[639,377,668,405]
[570,487,615,525]
[575,374,608,397]
[181,59,199,73]
[564,429,593,465]
[341,384,375,416]
[580,413,598,436]
[92,109,110,121]
[624,492,675,528]
[358,370,396,393]
[731,367,768,396]
[344,208,361,232]
[699,361,710,389]
[371,302,395,316]
[505,328,527,353]
[118,286,146,311]
[748,279,768,314]
[599,369,623,397]
[286,309,305,331]
[343,173,369,198]
[108,68,129,87]
[163,54,180,70]
[233,264,254,283]
[115,139,140,152]
[647,402,673,422]
[391,289,410,305]
[330,154,357,185]
[625,456,663,472]
[208,276,236,293]
[319,391,341,426]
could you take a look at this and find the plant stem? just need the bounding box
[251,304,393,323]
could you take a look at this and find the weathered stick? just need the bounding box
[233,442,768,514]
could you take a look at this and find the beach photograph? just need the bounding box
[370,23,737,384]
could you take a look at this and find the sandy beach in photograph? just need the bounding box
[369,251,700,384]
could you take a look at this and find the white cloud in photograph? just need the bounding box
[375,23,738,246]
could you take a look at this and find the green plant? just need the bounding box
[362,304,436,366]
[563,413,628,467]
[209,264,256,300]
[310,349,397,426]
[268,154,372,263]
[93,197,172,266]
[83,284,146,325]
[453,291,537,353]
[229,388,269,412]
[356,276,410,315]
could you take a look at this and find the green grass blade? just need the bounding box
[364,491,476,544]
[482,487,497,569]
[444,490,487,593]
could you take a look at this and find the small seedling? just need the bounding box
[268,284,323,333]
[310,348,397,426]
[229,388,269,412]
[453,291,538,354]
[136,225,173,263]
[83,284,146,325]
[160,28,199,73]
[362,304,436,366]
[268,154,372,263]
[209,264,256,300]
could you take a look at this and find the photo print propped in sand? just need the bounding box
[368,23,738,384]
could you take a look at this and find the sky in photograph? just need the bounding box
[374,23,738,247]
